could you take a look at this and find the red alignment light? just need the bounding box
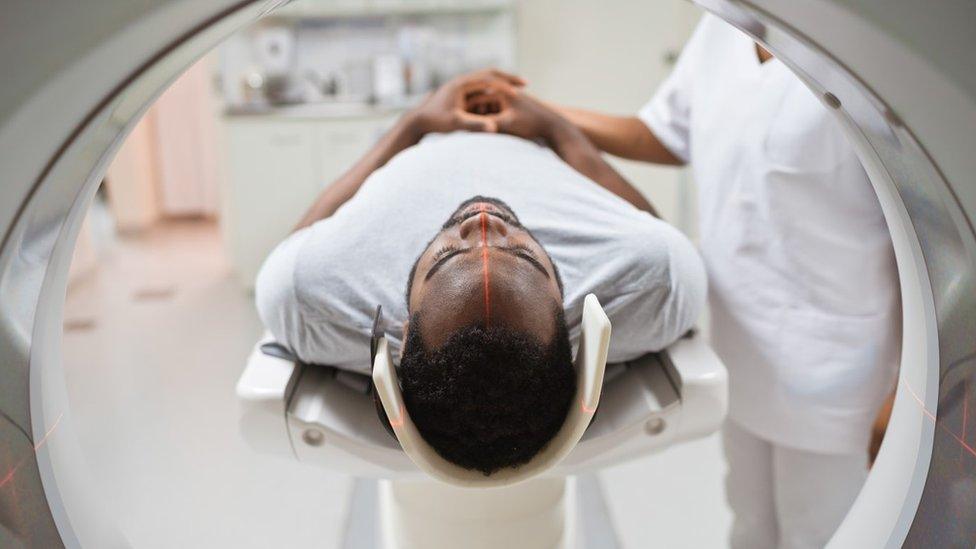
[902,378,976,460]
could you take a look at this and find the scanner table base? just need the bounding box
[236,333,727,546]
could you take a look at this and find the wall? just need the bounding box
[515,0,701,228]
[103,55,224,233]
[153,56,222,217]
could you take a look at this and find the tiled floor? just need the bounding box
[63,219,731,548]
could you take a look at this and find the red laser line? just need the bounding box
[480,205,491,326]
[0,411,64,491]
[963,379,969,468]
[902,378,976,460]
[389,404,406,428]
[0,461,22,490]
[33,412,64,451]
[581,399,597,414]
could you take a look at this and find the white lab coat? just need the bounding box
[639,14,900,455]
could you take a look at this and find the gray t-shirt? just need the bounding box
[255,132,706,374]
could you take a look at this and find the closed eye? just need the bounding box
[502,245,550,278]
[425,247,467,281]
[433,244,460,260]
[424,244,550,282]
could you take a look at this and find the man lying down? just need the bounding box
[255,70,706,475]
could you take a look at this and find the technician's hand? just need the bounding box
[407,69,526,136]
[489,88,573,144]
[869,391,895,466]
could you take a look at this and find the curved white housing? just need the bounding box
[2,0,975,546]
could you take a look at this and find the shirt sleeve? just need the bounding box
[637,15,712,164]
[601,221,708,361]
[254,227,313,357]
[660,223,708,342]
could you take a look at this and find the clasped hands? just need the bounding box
[405,69,567,144]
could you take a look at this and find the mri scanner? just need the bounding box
[0,0,974,546]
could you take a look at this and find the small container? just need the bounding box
[372,54,406,104]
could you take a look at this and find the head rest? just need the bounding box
[372,293,611,487]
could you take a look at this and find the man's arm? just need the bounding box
[294,115,422,231]
[548,119,660,217]
[553,106,684,166]
[293,69,524,231]
[493,91,659,216]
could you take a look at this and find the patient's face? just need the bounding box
[407,196,563,348]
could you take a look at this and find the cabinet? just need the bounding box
[220,112,398,288]
[314,117,393,192]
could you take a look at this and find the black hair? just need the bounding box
[398,306,575,475]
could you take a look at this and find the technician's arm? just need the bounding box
[554,106,684,166]
[548,119,660,217]
[493,92,660,216]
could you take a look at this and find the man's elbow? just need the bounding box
[666,241,708,339]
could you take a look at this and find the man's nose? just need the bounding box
[458,212,509,242]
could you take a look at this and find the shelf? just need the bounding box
[268,0,514,19]
[223,97,421,120]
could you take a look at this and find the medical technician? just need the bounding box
[551,14,900,549]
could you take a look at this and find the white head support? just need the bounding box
[372,293,611,487]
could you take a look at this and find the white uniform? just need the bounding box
[638,15,899,548]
